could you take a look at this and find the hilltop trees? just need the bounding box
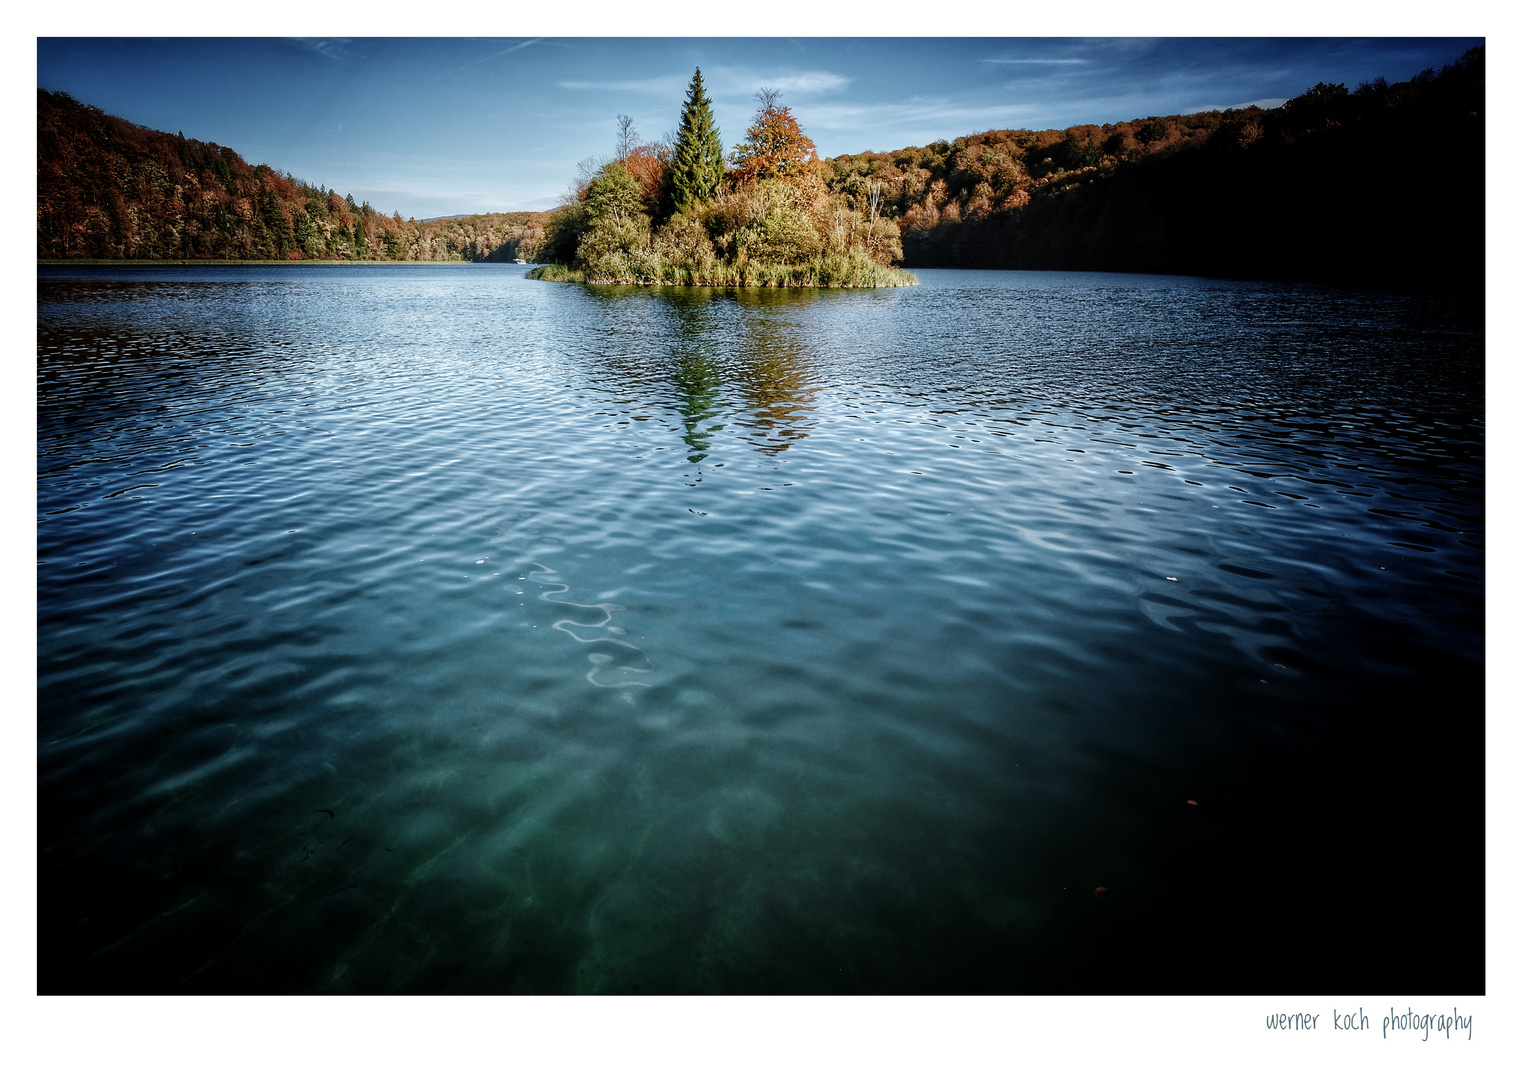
[670,69,724,212]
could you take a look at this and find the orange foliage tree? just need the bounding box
[622,142,672,219]
[730,89,818,185]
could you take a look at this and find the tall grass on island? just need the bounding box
[530,72,916,290]
[527,250,915,287]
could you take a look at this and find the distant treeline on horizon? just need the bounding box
[37,44,1482,293]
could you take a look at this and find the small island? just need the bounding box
[528,71,917,288]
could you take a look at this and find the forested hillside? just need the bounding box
[37,89,547,262]
[824,46,1484,293]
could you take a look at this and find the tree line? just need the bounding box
[823,45,1483,294]
[37,89,548,262]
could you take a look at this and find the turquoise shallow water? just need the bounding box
[38,265,1483,992]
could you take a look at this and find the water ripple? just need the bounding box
[38,265,1483,993]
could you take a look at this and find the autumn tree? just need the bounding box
[624,141,672,220]
[669,68,724,212]
[730,88,818,185]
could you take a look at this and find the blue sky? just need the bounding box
[36,36,1481,218]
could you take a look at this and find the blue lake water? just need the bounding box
[37,264,1484,993]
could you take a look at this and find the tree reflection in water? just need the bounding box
[662,294,725,463]
[578,284,823,463]
[659,286,819,460]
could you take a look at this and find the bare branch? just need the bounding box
[615,115,639,162]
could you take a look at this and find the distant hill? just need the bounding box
[37,89,548,262]
[822,46,1483,294]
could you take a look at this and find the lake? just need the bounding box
[37,264,1484,993]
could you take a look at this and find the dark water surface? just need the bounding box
[38,265,1483,993]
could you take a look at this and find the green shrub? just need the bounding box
[576,214,652,279]
[653,212,717,270]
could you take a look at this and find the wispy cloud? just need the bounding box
[799,97,1042,150]
[559,75,688,96]
[703,66,852,100]
[437,39,543,80]
[982,58,1091,66]
[288,38,357,62]
[768,70,851,94]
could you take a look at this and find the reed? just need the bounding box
[527,253,917,289]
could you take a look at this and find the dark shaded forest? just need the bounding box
[37,89,547,262]
[824,46,1484,294]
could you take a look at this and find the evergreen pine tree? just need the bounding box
[670,68,724,213]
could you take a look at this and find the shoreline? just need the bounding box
[36,259,531,268]
[527,263,918,289]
